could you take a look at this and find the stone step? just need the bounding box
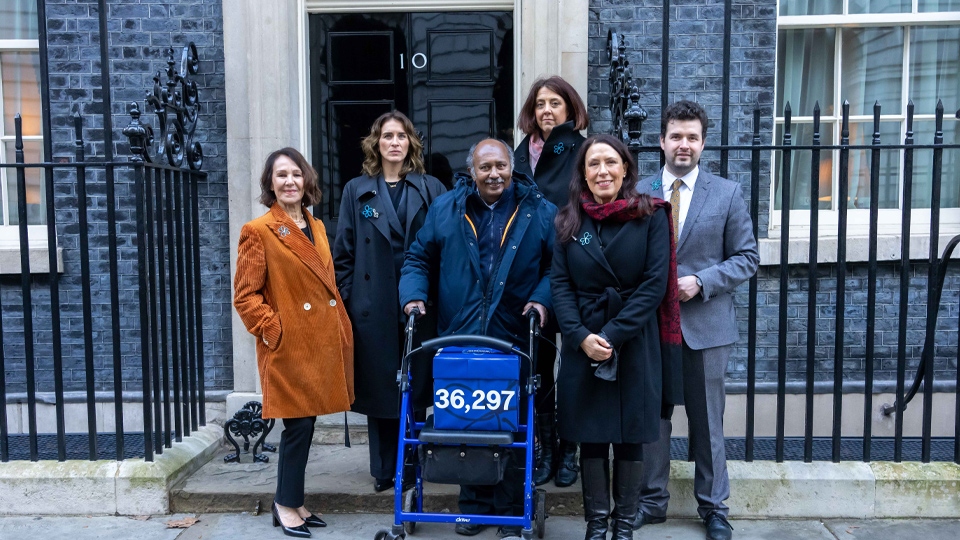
[171,442,583,515]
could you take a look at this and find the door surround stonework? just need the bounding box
[224,0,588,407]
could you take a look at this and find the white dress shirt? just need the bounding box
[661,165,699,239]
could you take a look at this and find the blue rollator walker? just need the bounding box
[375,309,547,540]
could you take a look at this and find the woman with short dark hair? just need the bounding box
[235,147,354,538]
[333,111,445,493]
[514,75,590,489]
[551,135,681,540]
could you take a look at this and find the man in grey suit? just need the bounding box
[634,100,759,540]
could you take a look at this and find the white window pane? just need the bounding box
[1,51,42,136]
[777,28,836,116]
[846,122,901,209]
[774,123,835,211]
[2,140,46,225]
[848,0,911,13]
[911,119,960,208]
[0,0,37,40]
[909,26,960,115]
[918,0,960,11]
[779,1,842,15]
[841,28,903,116]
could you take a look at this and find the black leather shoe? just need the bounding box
[554,439,579,487]
[272,502,311,538]
[704,511,733,540]
[373,478,393,492]
[631,510,666,530]
[454,522,485,536]
[497,525,523,538]
[302,513,326,528]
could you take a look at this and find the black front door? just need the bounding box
[309,11,514,230]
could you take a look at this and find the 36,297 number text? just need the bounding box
[435,389,517,413]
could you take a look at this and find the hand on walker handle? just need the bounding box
[404,300,426,317]
[580,333,613,362]
[523,302,548,328]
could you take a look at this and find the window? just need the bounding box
[773,1,960,236]
[0,0,44,238]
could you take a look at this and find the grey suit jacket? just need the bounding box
[638,168,759,350]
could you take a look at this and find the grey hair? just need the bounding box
[466,138,515,177]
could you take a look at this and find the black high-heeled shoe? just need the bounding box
[302,513,326,528]
[272,502,311,538]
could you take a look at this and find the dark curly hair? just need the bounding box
[660,99,709,138]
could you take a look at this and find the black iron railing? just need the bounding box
[608,31,960,464]
[0,43,206,463]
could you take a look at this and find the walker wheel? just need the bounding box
[534,488,546,538]
[403,487,418,535]
[374,531,404,540]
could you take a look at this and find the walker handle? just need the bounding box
[419,334,516,354]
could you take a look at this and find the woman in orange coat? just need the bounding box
[234,147,354,538]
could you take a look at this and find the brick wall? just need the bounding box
[1,0,231,394]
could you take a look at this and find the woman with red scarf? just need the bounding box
[550,134,682,540]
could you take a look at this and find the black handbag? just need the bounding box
[419,444,511,485]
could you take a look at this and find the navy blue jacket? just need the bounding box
[399,171,557,347]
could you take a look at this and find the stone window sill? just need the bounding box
[758,234,960,266]
[0,246,64,274]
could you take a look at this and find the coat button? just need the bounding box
[512,245,517,250]
[365,237,371,244]
[329,299,337,307]
[304,302,312,310]
[362,310,369,317]
[364,274,370,280]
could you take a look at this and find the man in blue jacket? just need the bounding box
[400,138,556,538]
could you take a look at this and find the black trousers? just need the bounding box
[275,416,316,508]
[367,416,400,480]
[368,414,425,480]
[458,440,526,516]
[580,442,643,461]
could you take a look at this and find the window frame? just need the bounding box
[771,2,960,239]
[0,30,46,250]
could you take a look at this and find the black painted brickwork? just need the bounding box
[588,0,959,386]
[1,0,231,394]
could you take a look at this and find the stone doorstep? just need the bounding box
[0,424,222,516]
[170,440,960,519]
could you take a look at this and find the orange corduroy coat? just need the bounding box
[234,204,354,419]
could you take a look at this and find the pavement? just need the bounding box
[2,513,960,540]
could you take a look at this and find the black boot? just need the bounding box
[555,439,579,487]
[610,460,643,540]
[533,413,556,486]
[579,457,609,540]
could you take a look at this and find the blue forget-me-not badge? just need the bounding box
[579,232,592,246]
[362,204,379,219]
[554,142,565,155]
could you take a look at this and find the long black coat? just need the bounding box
[551,208,671,444]
[514,121,586,209]
[333,173,446,418]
